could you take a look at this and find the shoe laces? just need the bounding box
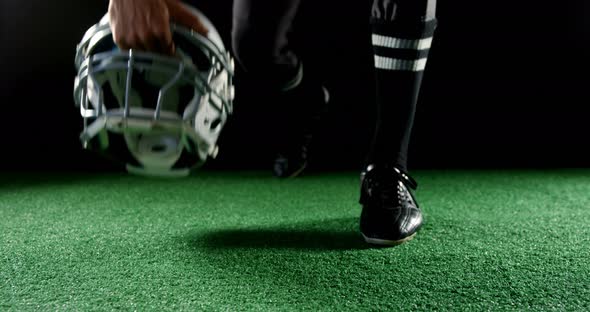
[364,166,418,208]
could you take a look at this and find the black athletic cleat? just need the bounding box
[273,152,309,178]
[359,164,422,246]
[272,84,329,178]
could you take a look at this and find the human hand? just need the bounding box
[108,0,208,54]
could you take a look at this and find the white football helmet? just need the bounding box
[74,6,234,177]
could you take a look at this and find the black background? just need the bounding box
[0,0,588,172]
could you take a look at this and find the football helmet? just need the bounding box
[74,6,234,177]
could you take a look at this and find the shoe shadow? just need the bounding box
[192,217,369,251]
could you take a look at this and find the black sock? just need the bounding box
[367,19,437,171]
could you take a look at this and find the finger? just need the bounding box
[150,34,176,55]
[112,30,137,51]
[110,18,130,49]
[170,42,176,55]
[111,20,147,51]
[158,39,176,55]
[109,3,135,50]
[150,24,175,55]
[116,40,131,51]
[126,34,148,52]
[112,30,131,50]
[167,1,209,36]
[141,32,160,53]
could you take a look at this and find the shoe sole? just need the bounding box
[362,232,417,246]
[274,161,308,179]
[286,161,308,178]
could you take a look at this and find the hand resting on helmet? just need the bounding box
[108,0,208,55]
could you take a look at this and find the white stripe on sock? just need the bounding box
[374,56,428,71]
[371,35,433,50]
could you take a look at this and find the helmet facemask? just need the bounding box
[74,14,234,177]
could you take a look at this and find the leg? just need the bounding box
[360,0,437,246]
[232,0,303,90]
[367,0,438,171]
[232,0,329,178]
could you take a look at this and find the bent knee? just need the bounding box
[231,28,282,73]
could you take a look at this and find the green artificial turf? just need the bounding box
[1,170,589,310]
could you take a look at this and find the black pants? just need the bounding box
[232,0,437,88]
[232,0,438,170]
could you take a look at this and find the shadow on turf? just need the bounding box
[191,217,370,251]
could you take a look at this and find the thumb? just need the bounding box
[167,1,209,36]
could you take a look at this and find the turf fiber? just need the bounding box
[1,170,589,310]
